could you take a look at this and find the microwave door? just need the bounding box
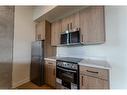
[60,33,68,44]
[69,31,80,44]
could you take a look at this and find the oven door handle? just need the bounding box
[57,67,77,73]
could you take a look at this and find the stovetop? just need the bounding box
[57,57,83,64]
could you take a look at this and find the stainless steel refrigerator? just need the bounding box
[30,41,44,86]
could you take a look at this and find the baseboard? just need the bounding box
[12,78,30,88]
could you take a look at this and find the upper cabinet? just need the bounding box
[79,6,105,44]
[61,16,69,32]
[51,6,105,46]
[51,20,61,46]
[72,12,80,29]
[36,21,45,40]
[61,12,79,32]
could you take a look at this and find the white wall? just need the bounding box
[12,6,35,88]
[57,6,127,89]
[33,6,56,20]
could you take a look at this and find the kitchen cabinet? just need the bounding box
[79,6,105,44]
[80,75,108,89]
[51,20,61,46]
[80,66,109,89]
[71,12,80,30]
[36,21,45,40]
[44,60,56,88]
[61,16,69,32]
[51,6,105,46]
[61,12,79,32]
[44,21,56,58]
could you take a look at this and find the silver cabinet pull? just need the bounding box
[53,68,55,75]
[70,23,72,30]
[67,24,69,30]
[86,70,98,74]
[48,62,53,64]
[81,34,83,43]
[81,76,83,86]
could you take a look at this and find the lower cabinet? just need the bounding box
[80,75,108,89]
[44,60,56,88]
[80,66,109,89]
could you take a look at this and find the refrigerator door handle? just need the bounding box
[40,57,43,60]
[40,57,44,63]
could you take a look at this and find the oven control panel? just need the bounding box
[57,61,78,70]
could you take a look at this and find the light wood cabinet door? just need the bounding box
[71,12,80,30]
[48,62,56,88]
[44,60,56,88]
[61,12,79,32]
[79,6,105,44]
[80,75,109,89]
[61,17,69,32]
[36,21,45,40]
[51,20,61,46]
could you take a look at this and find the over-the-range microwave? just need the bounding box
[60,28,81,45]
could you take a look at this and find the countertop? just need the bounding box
[78,59,111,69]
[44,56,58,62]
[44,57,111,69]
[44,57,83,63]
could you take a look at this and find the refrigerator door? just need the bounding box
[31,41,43,57]
[30,41,44,86]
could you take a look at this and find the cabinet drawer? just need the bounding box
[80,66,109,80]
[45,60,56,66]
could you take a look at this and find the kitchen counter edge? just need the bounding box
[78,59,111,70]
[44,57,111,70]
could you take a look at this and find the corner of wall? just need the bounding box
[12,77,30,88]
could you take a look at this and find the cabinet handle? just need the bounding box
[81,76,83,86]
[53,68,55,75]
[48,63,52,64]
[67,24,69,30]
[86,70,99,74]
[70,23,72,30]
[81,34,83,42]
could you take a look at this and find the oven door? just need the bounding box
[56,66,77,84]
[56,66,78,89]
